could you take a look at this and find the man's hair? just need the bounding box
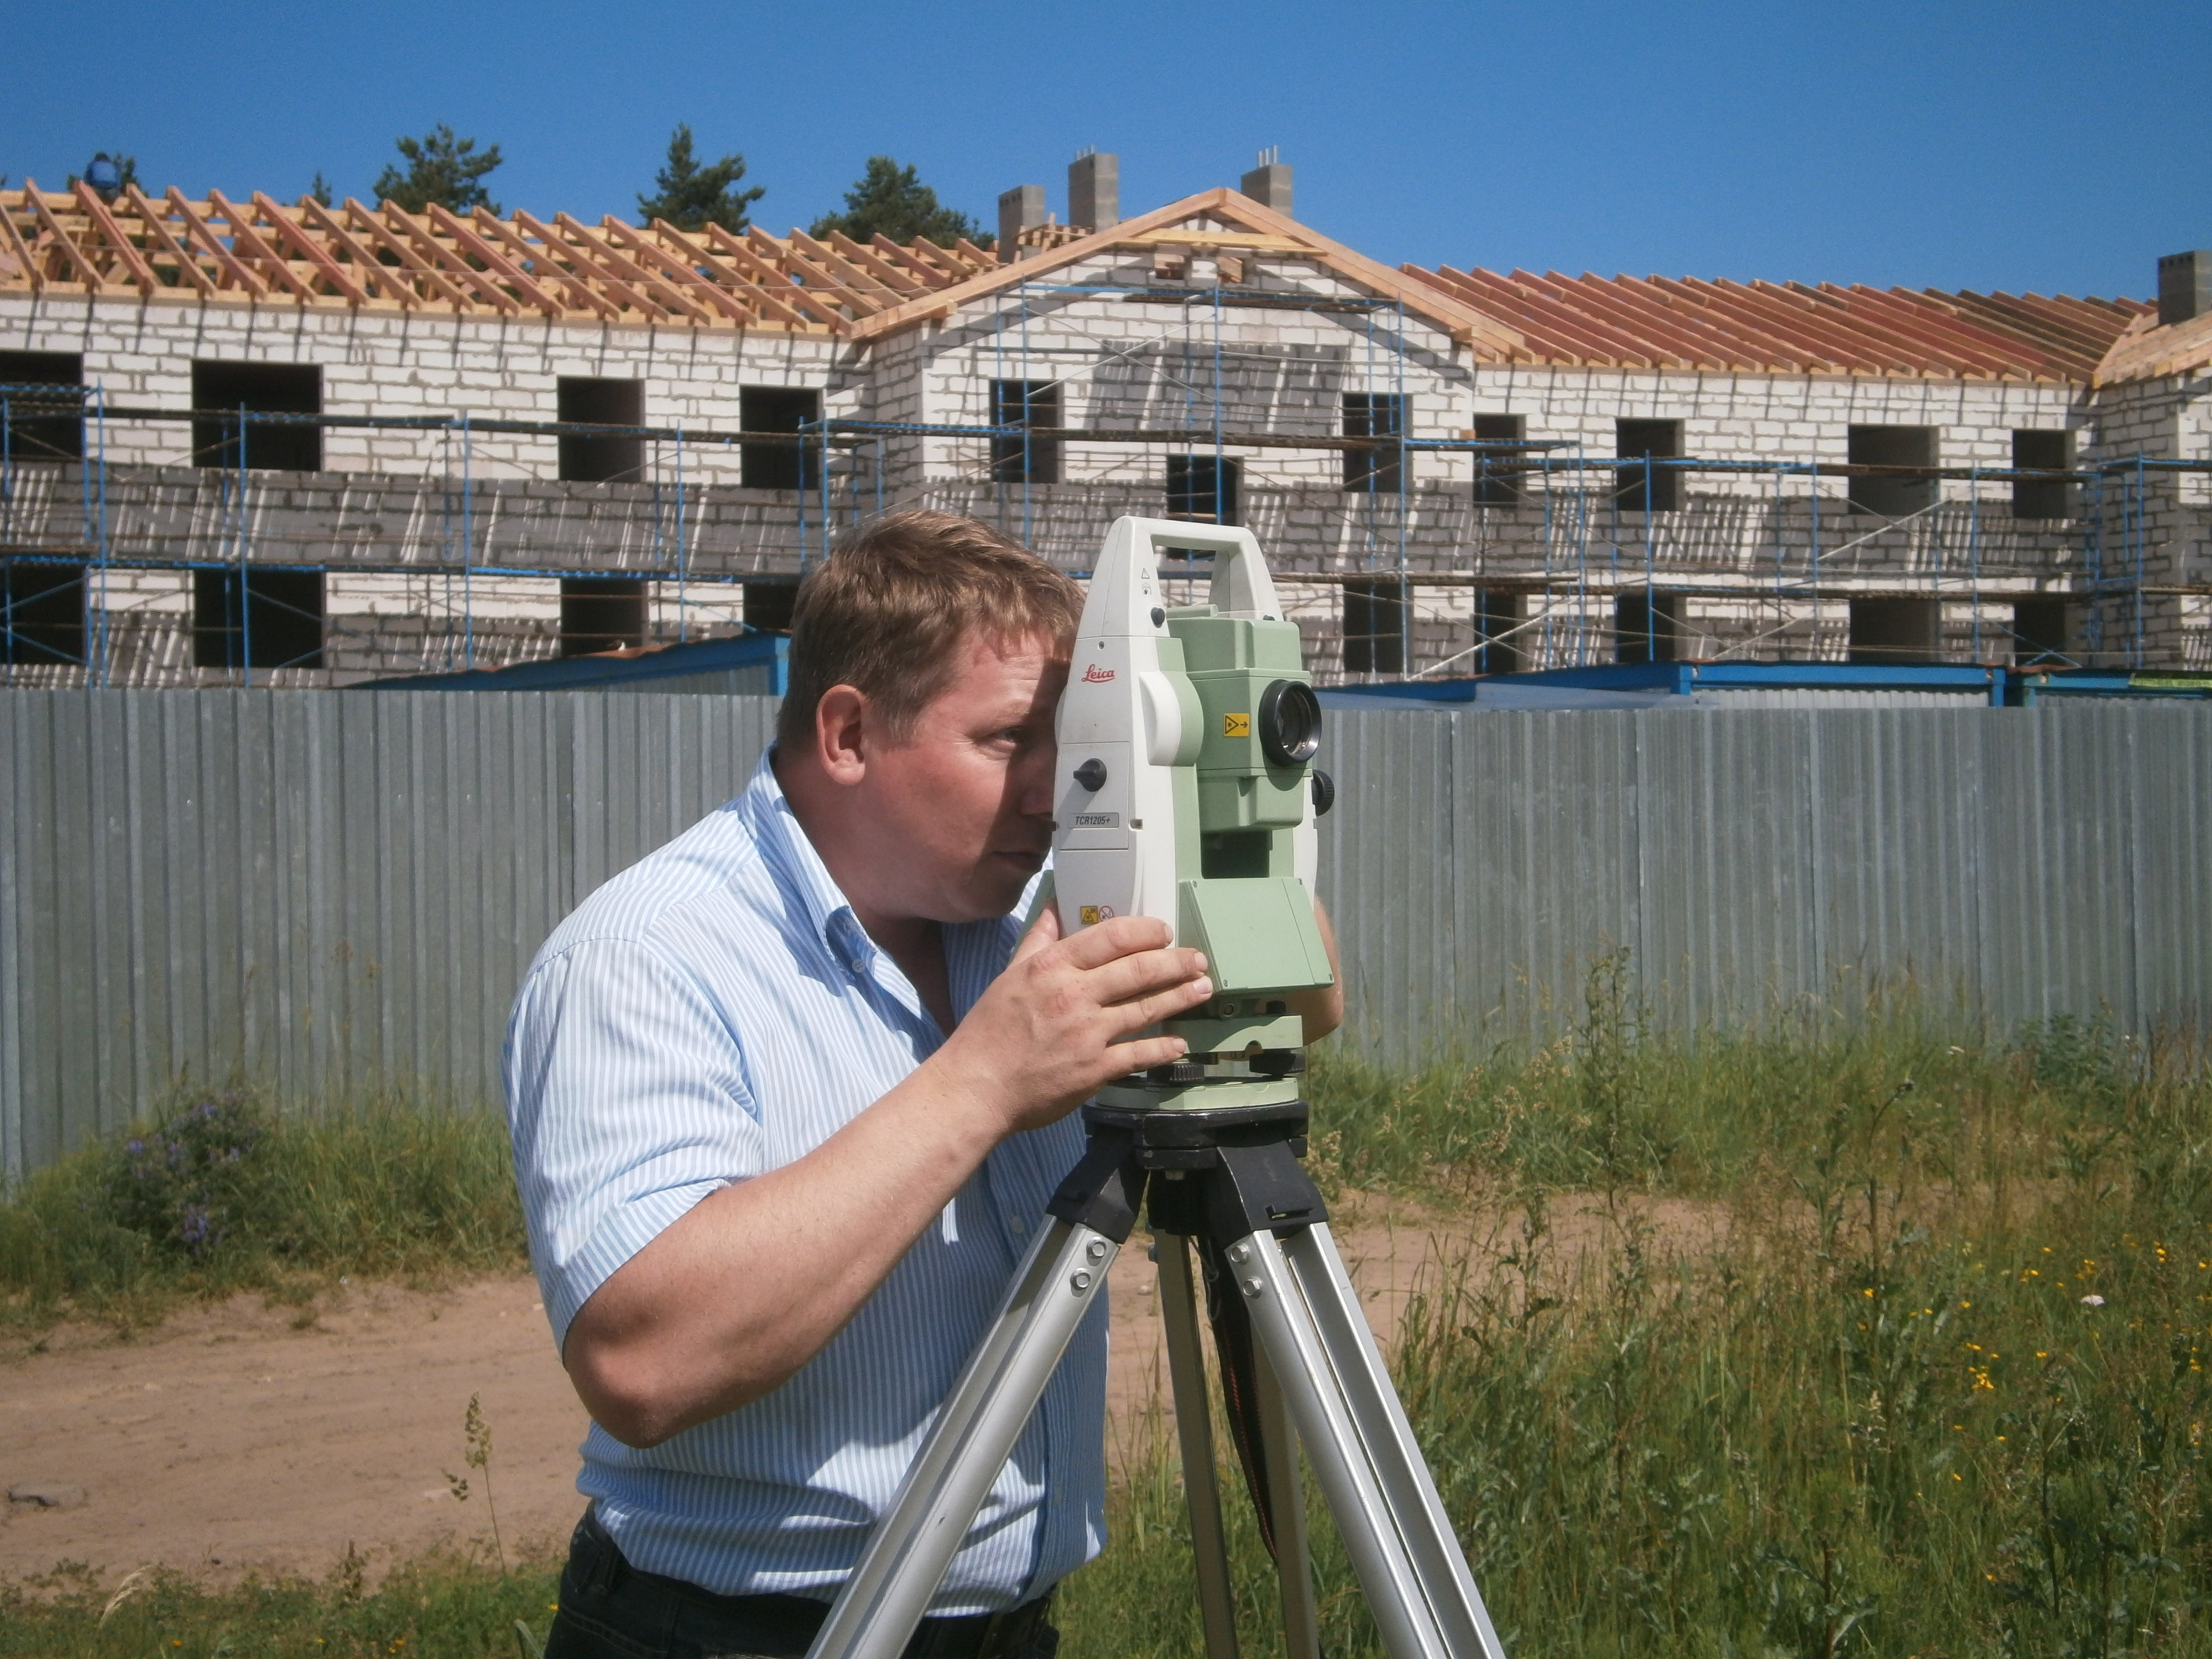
[776,510,1083,750]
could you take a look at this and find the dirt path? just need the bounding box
[1,1193,1718,1588]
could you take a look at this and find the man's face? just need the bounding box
[859,628,1068,925]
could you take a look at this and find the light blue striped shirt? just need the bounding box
[503,752,1104,1612]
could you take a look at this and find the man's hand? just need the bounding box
[935,909,1213,1135]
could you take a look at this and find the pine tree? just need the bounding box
[637,124,765,233]
[374,126,503,215]
[307,171,335,208]
[809,156,990,250]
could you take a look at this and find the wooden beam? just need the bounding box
[164,187,270,298]
[703,226,847,330]
[336,200,475,311]
[120,185,218,298]
[1121,228,1311,254]
[646,220,814,330]
[474,211,620,320]
[0,187,49,293]
[514,211,667,321]
[293,195,417,308]
[550,212,715,323]
[379,202,523,314]
[422,204,562,317]
[598,218,754,324]
[21,187,109,293]
[207,190,324,305]
[252,192,372,306]
[69,181,159,295]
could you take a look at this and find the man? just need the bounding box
[507,511,1340,1659]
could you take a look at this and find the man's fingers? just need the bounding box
[1081,947,1211,1011]
[1051,912,1175,970]
[1103,1034,1195,1076]
[1113,978,1219,1036]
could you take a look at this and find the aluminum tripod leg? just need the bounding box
[1251,1331,1322,1659]
[806,1216,1118,1659]
[1229,1223,1509,1659]
[1154,1231,1241,1659]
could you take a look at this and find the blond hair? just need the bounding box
[776,511,1083,750]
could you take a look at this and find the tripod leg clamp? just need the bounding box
[1046,1125,1145,1243]
[1206,1139,1327,1241]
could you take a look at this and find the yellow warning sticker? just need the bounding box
[1079,905,1102,925]
[1223,712,1251,738]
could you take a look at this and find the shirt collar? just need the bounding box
[739,749,878,977]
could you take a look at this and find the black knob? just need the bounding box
[1150,606,1165,627]
[1312,768,1335,817]
[1073,758,1108,792]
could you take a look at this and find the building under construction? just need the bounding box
[2,154,2208,686]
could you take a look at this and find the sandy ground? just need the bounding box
[0,1193,1715,1589]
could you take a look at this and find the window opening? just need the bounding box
[191,567,325,669]
[191,362,321,472]
[2011,430,2075,520]
[743,579,799,634]
[2,561,87,664]
[990,380,1061,484]
[1615,589,1682,663]
[559,577,649,656]
[1846,426,1938,517]
[740,387,822,492]
[1343,577,1406,675]
[0,352,85,461]
[1343,393,1405,493]
[2011,597,2074,665]
[1847,597,1939,665]
[557,378,645,483]
[1166,455,1241,524]
[1614,419,1683,513]
[1474,588,1523,673]
[1471,413,1526,506]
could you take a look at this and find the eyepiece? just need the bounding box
[1256,680,1321,767]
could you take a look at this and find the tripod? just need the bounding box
[805,1098,1510,1659]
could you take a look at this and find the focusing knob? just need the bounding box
[1073,757,1108,792]
[1150,607,1166,627]
[1311,768,1335,817]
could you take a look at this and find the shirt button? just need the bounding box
[1009,1216,1027,1234]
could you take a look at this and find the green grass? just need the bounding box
[1062,978,2212,1659]
[0,1552,561,1659]
[0,1089,525,1332]
[4,976,2208,1656]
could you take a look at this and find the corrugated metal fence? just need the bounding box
[4,693,2207,1176]
[1318,705,2211,1065]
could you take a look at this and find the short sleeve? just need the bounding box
[503,937,761,1345]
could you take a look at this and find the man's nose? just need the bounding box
[1016,739,1060,816]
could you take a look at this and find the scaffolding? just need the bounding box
[4,280,2206,686]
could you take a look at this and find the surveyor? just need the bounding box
[505,509,1342,1659]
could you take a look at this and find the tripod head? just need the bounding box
[1053,517,1335,1110]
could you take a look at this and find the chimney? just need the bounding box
[1239,148,1292,217]
[998,184,1046,264]
[1069,149,1118,233]
[2158,250,2211,326]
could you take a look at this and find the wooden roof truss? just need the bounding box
[0,183,994,333]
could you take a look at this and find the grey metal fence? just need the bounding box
[1318,705,2212,1063]
[4,693,2208,1176]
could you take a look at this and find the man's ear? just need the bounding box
[814,685,872,787]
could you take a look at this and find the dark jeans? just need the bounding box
[545,1509,1061,1659]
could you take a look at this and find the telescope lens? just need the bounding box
[1258,680,1322,767]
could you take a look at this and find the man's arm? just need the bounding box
[559,910,1210,1449]
[1288,900,1345,1042]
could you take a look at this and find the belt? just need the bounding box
[567,1508,1057,1659]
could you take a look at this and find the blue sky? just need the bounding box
[6,0,2207,300]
